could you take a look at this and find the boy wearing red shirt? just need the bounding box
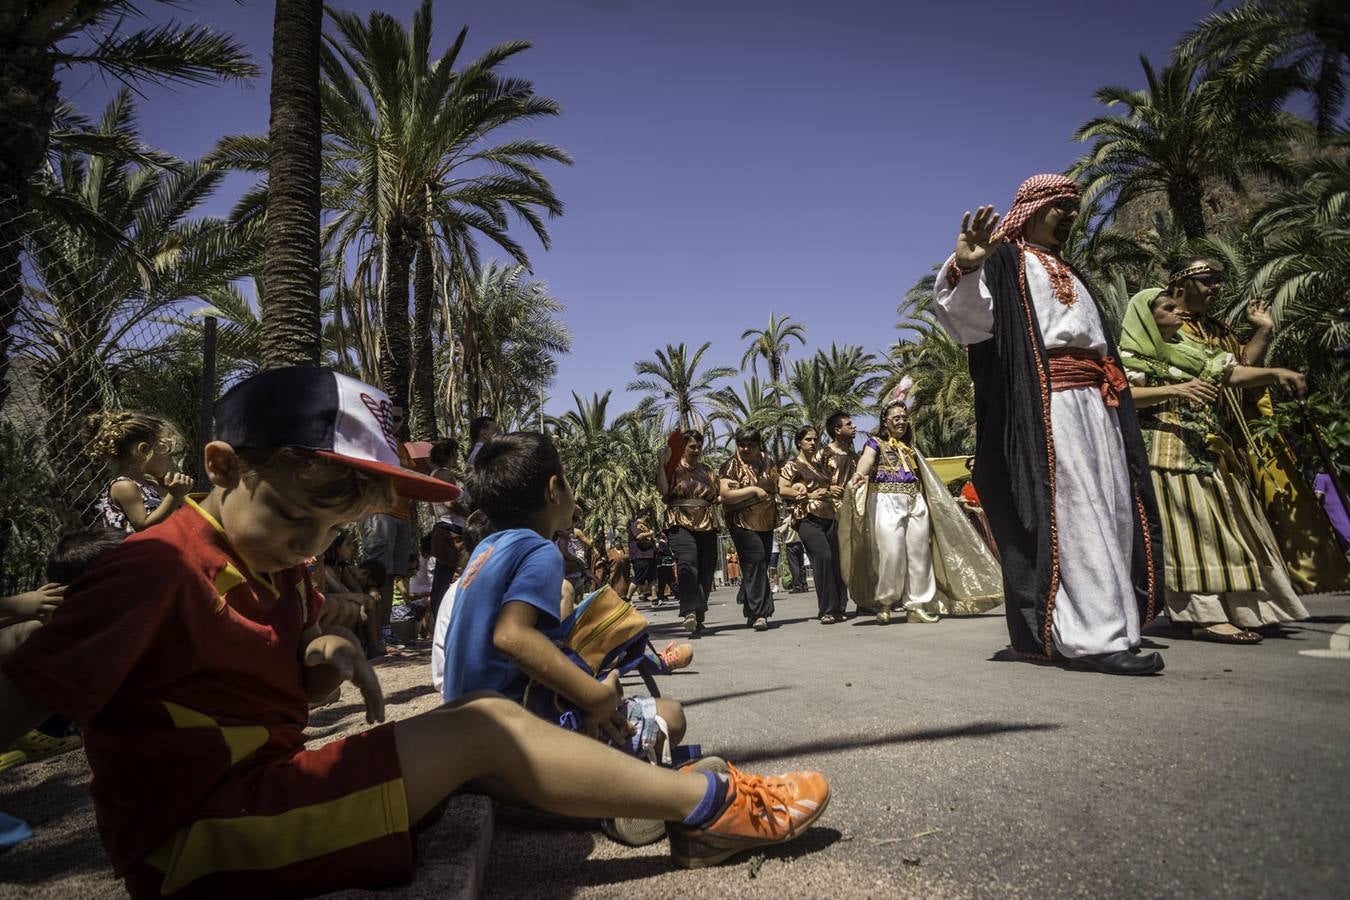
[0,367,829,897]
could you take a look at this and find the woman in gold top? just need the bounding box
[1170,256,1350,593]
[778,425,848,624]
[656,429,721,635]
[848,402,938,624]
[1119,287,1308,642]
[718,427,779,631]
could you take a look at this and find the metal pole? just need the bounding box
[198,315,218,489]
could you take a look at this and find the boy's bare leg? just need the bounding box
[395,694,707,823]
[655,697,686,746]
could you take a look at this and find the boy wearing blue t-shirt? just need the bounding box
[443,433,686,751]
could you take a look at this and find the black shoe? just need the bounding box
[1071,650,1164,675]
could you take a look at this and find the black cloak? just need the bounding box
[967,242,1164,657]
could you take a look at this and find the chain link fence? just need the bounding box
[1,202,220,595]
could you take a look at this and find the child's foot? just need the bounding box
[660,641,694,671]
[907,608,939,624]
[12,730,83,763]
[602,756,728,847]
[876,610,891,625]
[668,763,830,868]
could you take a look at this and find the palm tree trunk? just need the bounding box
[770,355,784,460]
[378,221,414,435]
[0,28,59,411]
[409,237,438,439]
[260,0,323,368]
[459,271,483,418]
[1167,177,1208,240]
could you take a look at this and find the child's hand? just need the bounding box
[582,671,632,745]
[2,583,65,620]
[304,631,385,723]
[163,472,194,499]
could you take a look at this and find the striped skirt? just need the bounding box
[1152,450,1308,627]
[1152,466,1261,595]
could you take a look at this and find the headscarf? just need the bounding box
[1118,288,1231,384]
[991,174,1081,245]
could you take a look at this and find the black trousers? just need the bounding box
[730,527,775,622]
[798,515,848,618]
[667,526,717,619]
[785,541,806,590]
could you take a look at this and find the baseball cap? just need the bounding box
[213,367,460,502]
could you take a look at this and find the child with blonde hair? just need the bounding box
[84,411,193,532]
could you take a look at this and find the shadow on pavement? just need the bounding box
[681,685,793,708]
[718,721,1060,765]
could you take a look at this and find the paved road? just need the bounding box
[4,588,1346,899]
[484,588,1350,899]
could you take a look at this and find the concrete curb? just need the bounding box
[325,794,495,899]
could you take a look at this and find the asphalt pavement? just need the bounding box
[4,587,1347,899]
[484,587,1350,899]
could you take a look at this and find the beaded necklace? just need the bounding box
[1021,242,1078,308]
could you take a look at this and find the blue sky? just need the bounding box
[65,0,1216,425]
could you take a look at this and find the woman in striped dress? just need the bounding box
[1119,288,1309,643]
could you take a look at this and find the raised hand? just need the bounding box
[954,205,1002,270]
[1246,298,1275,331]
[163,472,194,499]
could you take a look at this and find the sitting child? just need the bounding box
[390,547,433,642]
[84,411,194,532]
[441,433,736,845]
[321,530,381,650]
[0,368,829,898]
[1,528,126,773]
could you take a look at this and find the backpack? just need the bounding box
[521,586,665,726]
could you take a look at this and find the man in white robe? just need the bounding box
[932,174,1164,675]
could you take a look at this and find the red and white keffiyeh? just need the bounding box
[991,173,1082,307]
[991,174,1081,244]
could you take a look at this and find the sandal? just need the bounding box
[820,614,836,625]
[1191,625,1263,644]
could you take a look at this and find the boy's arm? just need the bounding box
[492,601,616,717]
[299,623,384,723]
[0,671,52,748]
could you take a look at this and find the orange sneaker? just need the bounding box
[668,763,830,868]
[660,641,694,671]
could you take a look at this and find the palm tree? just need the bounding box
[785,344,886,430]
[1180,0,1350,135]
[628,342,736,433]
[1245,151,1350,380]
[1071,53,1304,239]
[708,375,798,454]
[320,0,570,433]
[262,0,323,367]
[739,313,805,455]
[886,275,977,455]
[0,1,256,410]
[13,92,254,516]
[438,262,570,433]
[549,390,659,537]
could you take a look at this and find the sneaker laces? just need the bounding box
[725,764,796,833]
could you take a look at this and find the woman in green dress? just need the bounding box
[1118,288,1309,643]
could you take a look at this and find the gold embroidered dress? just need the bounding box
[838,438,1003,617]
[1179,315,1350,593]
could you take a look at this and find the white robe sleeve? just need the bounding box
[933,253,994,345]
